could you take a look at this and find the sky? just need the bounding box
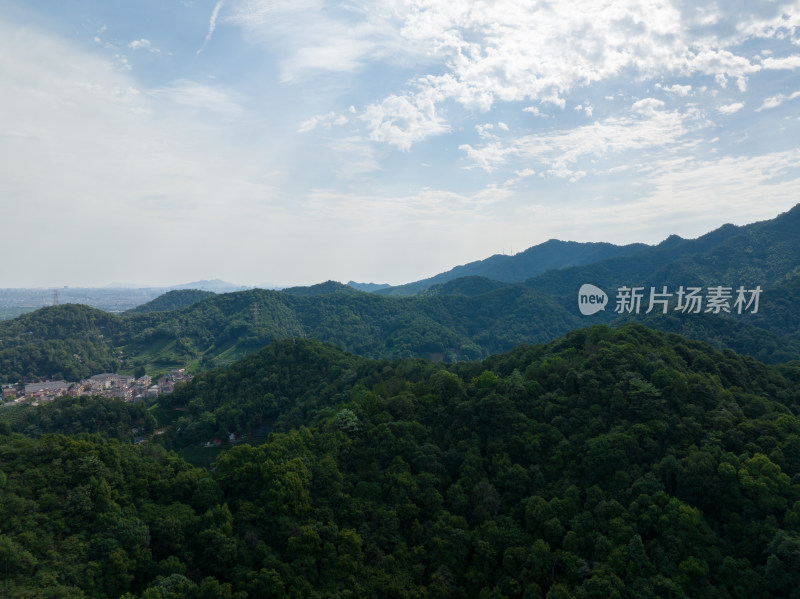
[1,0,799,288]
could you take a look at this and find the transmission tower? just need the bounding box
[52,289,59,306]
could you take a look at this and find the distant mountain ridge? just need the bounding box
[1,204,799,383]
[126,289,216,314]
[523,204,800,298]
[169,279,247,292]
[373,239,650,296]
[347,281,391,292]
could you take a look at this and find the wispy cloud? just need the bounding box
[298,111,348,133]
[459,98,698,176]
[223,0,800,149]
[148,79,243,115]
[198,0,226,54]
[129,39,160,53]
[756,91,800,111]
[510,149,800,243]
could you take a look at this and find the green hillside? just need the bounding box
[2,325,799,597]
[0,285,582,383]
[376,239,650,296]
[1,205,799,384]
[524,205,800,300]
[126,289,216,314]
[0,304,122,382]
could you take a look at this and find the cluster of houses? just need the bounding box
[1,369,193,405]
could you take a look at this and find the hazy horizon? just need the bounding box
[2,1,799,288]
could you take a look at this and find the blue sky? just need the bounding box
[1,0,799,287]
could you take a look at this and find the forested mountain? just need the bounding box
[1,205,799,384]
[0,304,123,382]
[7,395,156,440]
[126,290,216,314]
[524,204,800,300]
[423,276,513,297]
[375,239,649,296]
[609,273,800,364]
[0,285,582,383]
[282,281,360,296]
[171,279,245,292]
[347,281,391,292]
[2,325,799,597]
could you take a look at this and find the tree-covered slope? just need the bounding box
[126,289,216,314]
[4,325,799,597]
[0,304,122,382]
[525,204,800,300]
[376,239,650,296]
[423,275,513,297]
[0,285,582,382]
[649,204,800,289]
[4,395,156,440]
[156,325,800,597]
[2,267,799,385]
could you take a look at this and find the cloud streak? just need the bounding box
[756,91,800,111]
[198,0,226,54]
[459,98,700,177]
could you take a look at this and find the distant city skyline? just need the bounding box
[2,1,799,288]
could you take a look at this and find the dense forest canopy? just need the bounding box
[1,274,797,385]
[1,324,799,597]
[125,290,216,315]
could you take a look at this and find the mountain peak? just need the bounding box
[282,280,358,296]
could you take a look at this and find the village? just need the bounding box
[1,368,192,406]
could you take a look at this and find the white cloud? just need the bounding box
[735,4,800,42]
[510,150,800,244]
[362,89,450,151]
[298,111,349,133]
[129,39,160,53]
[224,0,800,148]
[0,18,283,285]
[5,0,800,287]
[718,102,744,114]
[659,83,692,96]
[460,98,695,175]
[227,0,402,81]
[760,55,800,69]
[475,123,495,138]
[198,0,226,54]
[503,167,536,187]
[685,48,758,82]
[523,106,545,117]
[756,90,800,111]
